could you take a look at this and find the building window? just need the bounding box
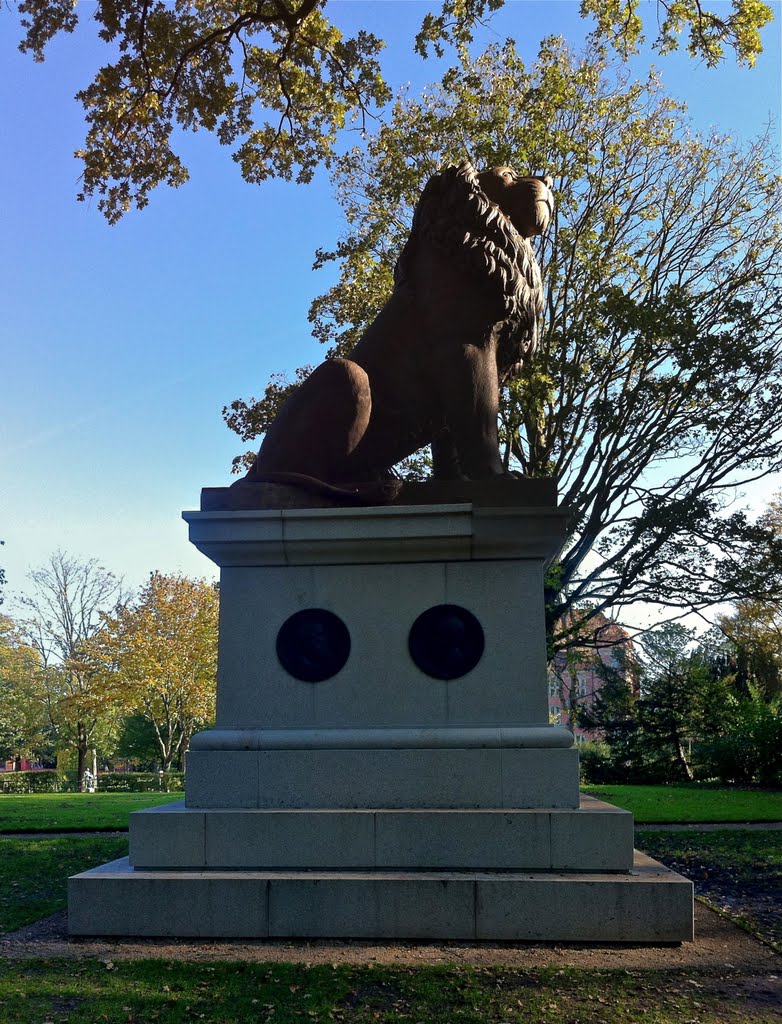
[576,671,589,698]
[548,677,560,699]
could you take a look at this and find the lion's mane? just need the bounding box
[395,160,545,379]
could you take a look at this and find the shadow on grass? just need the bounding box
[0,835,128,933]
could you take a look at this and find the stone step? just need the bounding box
[68,850,693,942]
[129,797,633,872]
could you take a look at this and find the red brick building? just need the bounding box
[548,614,637,742]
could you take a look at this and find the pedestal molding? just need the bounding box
[190,725,575,751]
[182,503,570,567]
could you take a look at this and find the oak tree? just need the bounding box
[15,0,773,221]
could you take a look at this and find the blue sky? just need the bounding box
[1,1,781,606]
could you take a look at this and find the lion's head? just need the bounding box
[477,166,555,238]
[395,161,553,376]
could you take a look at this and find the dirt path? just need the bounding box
[1,902,778,973]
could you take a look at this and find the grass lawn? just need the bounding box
[636,828,782,951]
[582,784,782,823]
[2,786,779,834]
[0,792,182,833]
[0,835,128,933]
[0,960,777,1024]
[636,829,782,879]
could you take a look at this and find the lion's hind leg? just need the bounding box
[250,358,371,481]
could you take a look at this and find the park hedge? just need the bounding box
[0,770,185,794]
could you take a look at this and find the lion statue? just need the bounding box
[244,161,554,489]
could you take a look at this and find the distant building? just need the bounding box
[1,757,36,772]
[548,613,637,742]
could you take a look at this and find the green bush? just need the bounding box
[696,695,782,786]
[577,739,672,785]
[0,770,79,794]
[0,771,185,794]
[97,772,184,793]
[578,741,617,784]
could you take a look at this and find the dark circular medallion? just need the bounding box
[276,608,351,682]
[408,604,485,680]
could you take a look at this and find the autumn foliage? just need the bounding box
[94,573,218,772]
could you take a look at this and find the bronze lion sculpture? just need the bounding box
[245,161,554,487]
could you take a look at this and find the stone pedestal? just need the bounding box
[69,481,693,942]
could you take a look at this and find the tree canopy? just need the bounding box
[0,613,46,766]
[16,551,124,779]
[719,493,782,699]
[3,567,218,773]
[16,0,774,222]
[579,620,782,786]
[93,572,218,771]
[227,38,782,644]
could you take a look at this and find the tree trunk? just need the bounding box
[150,719,170,773]
[668,714,694,781]
[149,701,179,776]
[76,722,88,788]
[158,734,173,774]
[180,723,194,773]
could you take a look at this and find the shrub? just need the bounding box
[97,772,184,793]
[578,741,616,784]
[696,695,782,786]
[0,770,185,793]
[0,770,79,793]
